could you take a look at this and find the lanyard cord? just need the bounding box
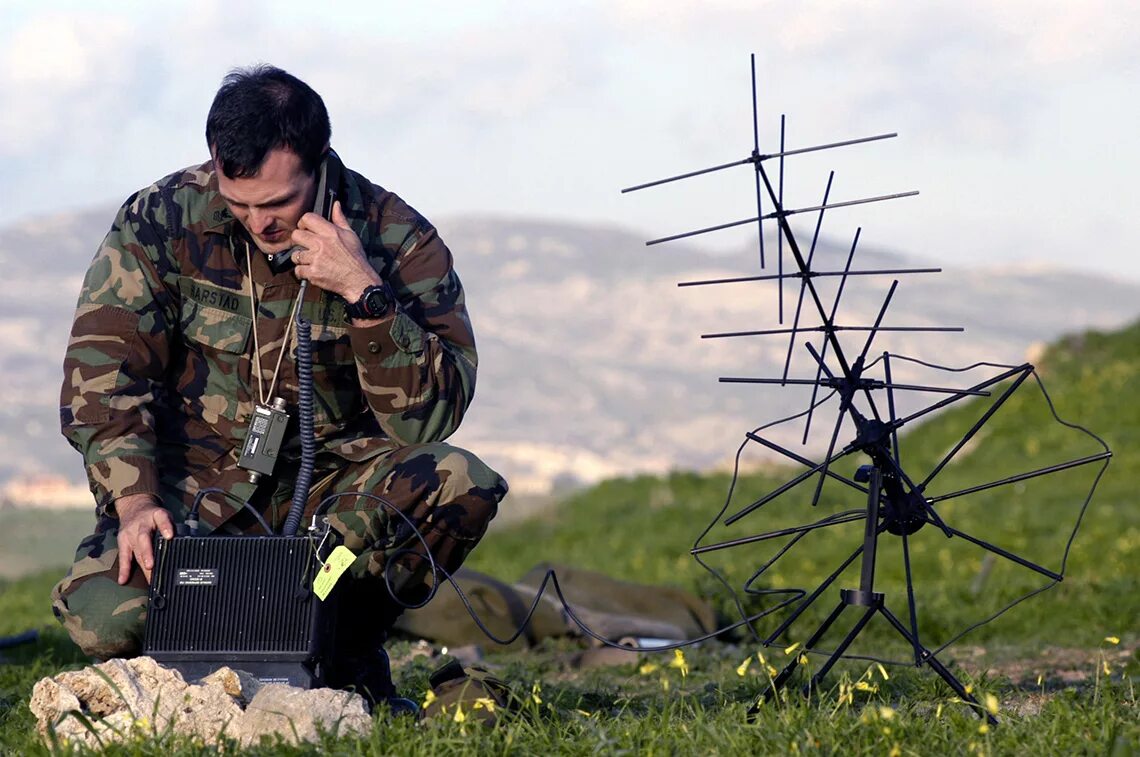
[245,240,303,405]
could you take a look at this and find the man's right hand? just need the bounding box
[114,494,175,585]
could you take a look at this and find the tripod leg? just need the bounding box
[750,601,846,720]
[806,605,877,691]
[879,605,998,726]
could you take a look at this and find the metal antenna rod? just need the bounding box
[704,325,964,340]
[745,431,868,496]
[719,377,990,396]
[803,228,861,442]
[619,132,899,194]
[678,267,942,288]
[645,191,919,246]
[883,353,902,469]
[778,114,786,321]
[783,171,834,384]
[752,52,765,269]
[849,281,899,423]
[919,366,1033,489]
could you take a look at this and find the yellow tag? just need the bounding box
[313,545,356,600]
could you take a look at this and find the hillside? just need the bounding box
[468,319,1139,657]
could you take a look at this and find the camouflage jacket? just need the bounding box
[60,152,477,526]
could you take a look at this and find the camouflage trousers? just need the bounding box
[51,442,508,660]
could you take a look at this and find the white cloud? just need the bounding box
[0,12,136,154]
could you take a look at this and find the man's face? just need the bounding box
[214,147,318,255]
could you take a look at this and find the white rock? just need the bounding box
[29,657,371,748]
[238,683,372,747]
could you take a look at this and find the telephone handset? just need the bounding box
[265,151,342,274]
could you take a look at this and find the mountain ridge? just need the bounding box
[1,206,1137,497]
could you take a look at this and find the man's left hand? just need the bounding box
[290,200,381,302]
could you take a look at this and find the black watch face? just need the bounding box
[363,288,388,317]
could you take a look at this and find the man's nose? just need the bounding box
[248,208,273,234]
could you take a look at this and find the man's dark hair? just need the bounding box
[205,64,330,179]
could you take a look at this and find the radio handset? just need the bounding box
[266,153,341,274]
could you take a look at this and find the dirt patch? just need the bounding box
[950,642,1136,688]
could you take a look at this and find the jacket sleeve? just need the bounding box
[347,221,477,445]
[60,189,178,514]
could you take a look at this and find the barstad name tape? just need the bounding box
[179,276,245,314]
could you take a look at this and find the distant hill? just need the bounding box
[1,206,1138,499]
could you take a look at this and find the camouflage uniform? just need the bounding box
[52,152,507,659]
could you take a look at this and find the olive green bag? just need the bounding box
[419,660,517,724]
[394,563,717,650]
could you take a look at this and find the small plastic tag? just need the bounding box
[313,545,356,601]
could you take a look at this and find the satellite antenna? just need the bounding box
[622,55,1112,725]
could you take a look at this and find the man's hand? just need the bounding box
[114,493,175,585]
[290,200,382,303]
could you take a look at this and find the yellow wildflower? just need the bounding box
[879,706,896,720]
[1105,636,1120,645]
[983,693,999,716]
[669,649,689,677]
[784,642,801,656]
[422,689,437,709]
[736,657,752,677]
[978,723,990,735]
[888,745,901,757]
[798,654,809,665]
[472,697,496,712]
[453,705,466,723]
[639,661,660,676]
[876,663,890,680]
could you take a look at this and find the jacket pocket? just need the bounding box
[178,299,252,426]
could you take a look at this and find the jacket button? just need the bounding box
[368,341,381,354]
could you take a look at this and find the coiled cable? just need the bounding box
[283,280,316,536]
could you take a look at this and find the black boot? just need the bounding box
[325,581,415,714]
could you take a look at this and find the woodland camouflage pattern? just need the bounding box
[54,152,507,658]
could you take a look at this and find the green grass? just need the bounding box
[2,322,1139,753]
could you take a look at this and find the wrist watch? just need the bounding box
[345,283,394,320]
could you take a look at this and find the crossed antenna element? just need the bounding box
[623,55,1112,724]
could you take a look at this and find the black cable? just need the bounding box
[206,351,1106,669]
[283,283,316,537]
[187,487,272,536]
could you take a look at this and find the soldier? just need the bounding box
[51,64,507,704]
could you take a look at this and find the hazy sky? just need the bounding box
[2,0,1138,281]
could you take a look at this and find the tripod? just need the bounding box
[749,458,997,725]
